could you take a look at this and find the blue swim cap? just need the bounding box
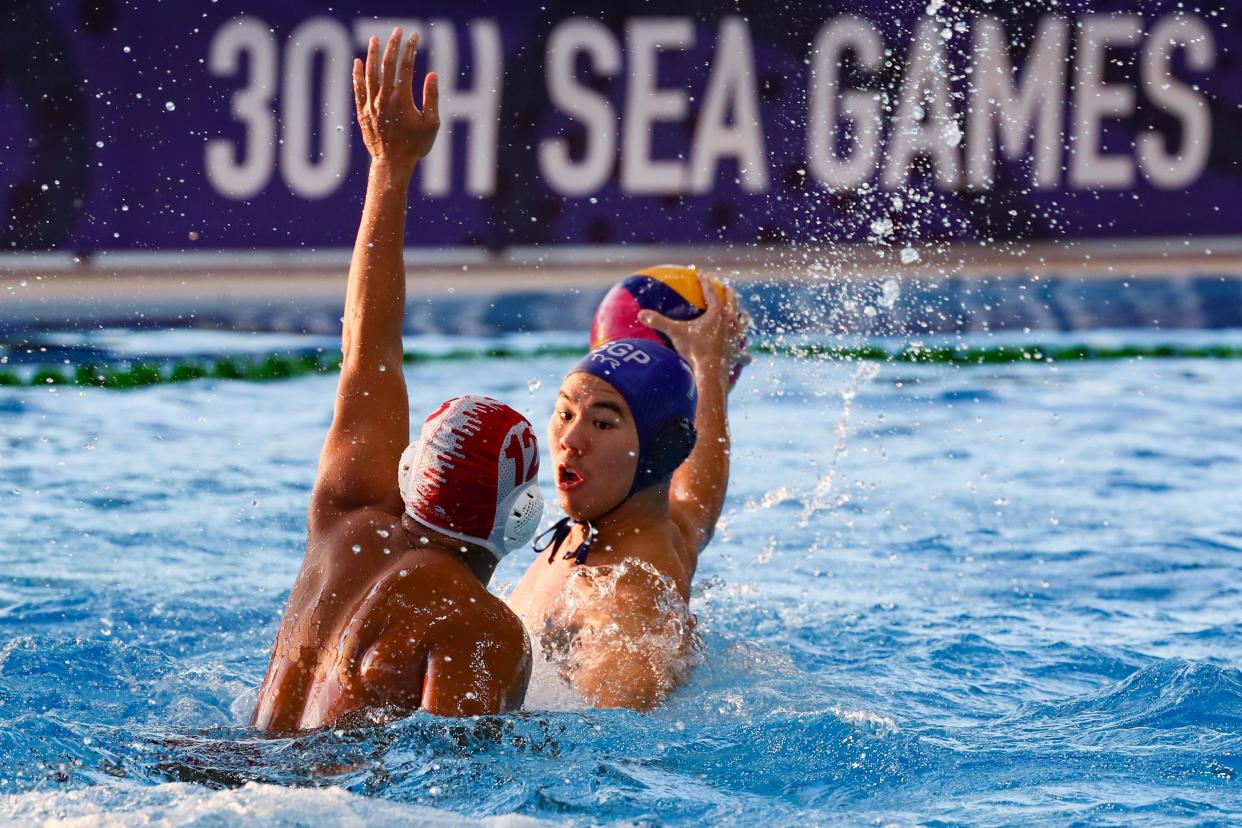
[570,339,698,495]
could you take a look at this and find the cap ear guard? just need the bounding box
[631,416,697,494]
[496,482,544,558]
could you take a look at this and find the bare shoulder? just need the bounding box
[389,556,528,645]
[442,588,532,678]
[667,500,709,564]
[550,540,698,712]
[396,558,531,714]
[307,500,402,545]
[597,519,696,600]
[356,558,531,714]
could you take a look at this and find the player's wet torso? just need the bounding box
[251,510,530,733]
[508,517,693,639]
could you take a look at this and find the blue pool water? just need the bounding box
[1,329,1240,825]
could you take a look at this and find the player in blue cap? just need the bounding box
[508,279,747,710]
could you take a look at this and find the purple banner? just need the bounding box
[1,1,1238,252]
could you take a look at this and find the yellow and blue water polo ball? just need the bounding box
[590,264,746,385]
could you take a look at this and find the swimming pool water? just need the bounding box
[0,331,1240,825]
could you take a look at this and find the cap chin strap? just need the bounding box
[532,516,598,565]
[404,512,504,562]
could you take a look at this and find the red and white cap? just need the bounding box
[398,395,544,562]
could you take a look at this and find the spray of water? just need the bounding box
[522,558,704,710]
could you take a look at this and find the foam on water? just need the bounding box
[1,781,551,827]
[0,332,1240,825]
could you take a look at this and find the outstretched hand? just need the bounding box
[353,28,440,173]
[638,275,750,391]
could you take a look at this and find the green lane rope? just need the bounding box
[0,341,1240,390]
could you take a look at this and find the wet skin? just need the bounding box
[252,513,529,732]
[506,375,700,710]
[252,28,530,732]
[508,277,747,711]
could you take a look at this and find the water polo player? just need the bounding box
[252,29,538,732]
[508,279,747,710]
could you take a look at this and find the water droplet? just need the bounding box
[900,247,919,265]
[527,378,541,392]
[879,280,901,309]
[351,544,362,554]
[164,101,176,112]
[376,529,389,538]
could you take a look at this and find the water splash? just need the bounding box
[525,558,704,710]
[742,358,881,529]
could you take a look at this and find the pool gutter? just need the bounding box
[2,238,1241,335]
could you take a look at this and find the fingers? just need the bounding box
[397,32,418,97]
[723,283,740,320]
[637,309,679,336]
[698,273,721,313]
[423,72,440,121]
[352,57,366,117]
[379,27,403,102]
[365,36,380,105]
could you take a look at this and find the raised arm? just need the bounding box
[312,29,440,517]
[639,277,748,554]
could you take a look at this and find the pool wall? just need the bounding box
[2,241,1241,337]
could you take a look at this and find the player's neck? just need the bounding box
[592,483,670,539]
[400,514,497,584]
[451,545,498,584]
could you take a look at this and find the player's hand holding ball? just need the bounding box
[591,265,750,391]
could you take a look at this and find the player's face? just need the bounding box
[548,373,639,520]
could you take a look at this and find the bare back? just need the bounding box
[252,510,529,732]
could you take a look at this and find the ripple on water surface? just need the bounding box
[0,336,1240,825]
